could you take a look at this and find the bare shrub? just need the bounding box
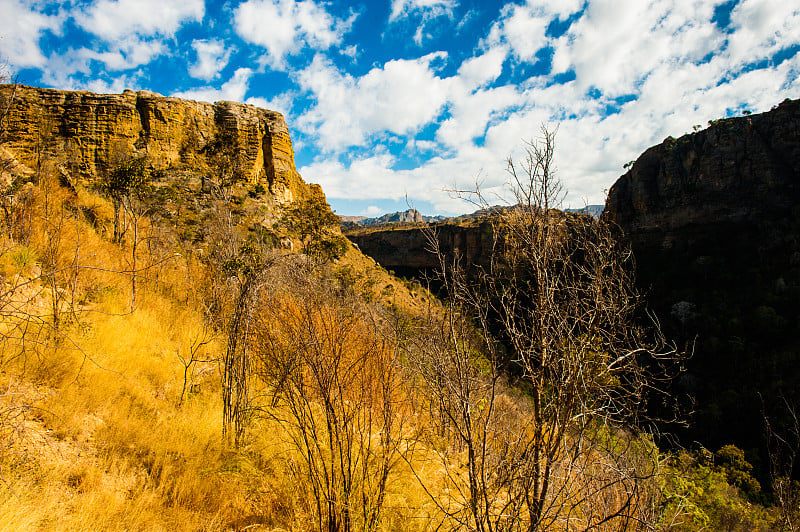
[765,395,800,531]
[404,126,679,531]
[250,261,405,532]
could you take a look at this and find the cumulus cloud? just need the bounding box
[245,92,295,117]
[296,53,452,151]
[727,0,800,67]
[0,0,63,68]
[486,0,583,62]
[389,0,457,22]
[234,0,352,69]
[551,0,725,96]
[68,0,203,72]
[189,39,232,81]
[173,68,253,104]
[388,0,458,45]
[78,37,165,71]
[84,73,143,94]
[74,0,204,41]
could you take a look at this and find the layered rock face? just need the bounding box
[0,85,307,204]
[603,98,800,465]
[346,220,494,280]
[604,98,800,247]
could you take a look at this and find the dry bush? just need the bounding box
[250,261,407,532]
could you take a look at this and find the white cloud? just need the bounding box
[486,4,548,61]
[457,46,508,90]
[173,68,253,104]
[727,0,800,67]
[78,37,165,71]
[189,39,232,81]
[84,73,142,94]
[389,0,458,45]
[234,0,352,69]
[486,0,584,62]
[389,0,457,22]
[342,45,359,59]
[245,92,295,117]
[551,0,726,96]
[74,0,204,41]
[0,0,63,69]
[66,0,203,72]
[362,205,382,216]
[296,53,452,151]
[437,85,520,149]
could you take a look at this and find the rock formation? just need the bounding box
[346,220,495,280]
[340,208,445,227]
[603,98,800,467]
[0,84,308,205]
[604,98,800,247]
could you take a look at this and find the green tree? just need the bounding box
[282,192,349,262]
[104,154,149,244]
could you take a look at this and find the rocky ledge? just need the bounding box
[0,84,308,204]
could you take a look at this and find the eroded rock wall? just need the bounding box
[346,221,495,280]
[0,85,306,204]
[603,98,800,246]
[602,98,800,467]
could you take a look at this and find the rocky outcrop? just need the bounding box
[604,98,800,247]
[0,85,307,204]
[346,220,494,280]
[340,208,443,227]
[603,98,800,466]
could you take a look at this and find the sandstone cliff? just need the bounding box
[603,98,800,466]
[604,98,800,247]
[0,84,307,205]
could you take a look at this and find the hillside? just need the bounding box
[0,85,786,531]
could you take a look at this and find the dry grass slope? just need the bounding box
[0,170,782,532]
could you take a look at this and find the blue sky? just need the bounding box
[1,0,799,216]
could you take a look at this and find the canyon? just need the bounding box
[347,98,800,469]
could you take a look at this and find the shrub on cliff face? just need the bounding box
[103,154,150,244]
[281,193,348,262]
[716,444,762,497]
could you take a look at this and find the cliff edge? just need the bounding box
[604,98,800,245]
[603,98,800,465]
[0,84,307,205]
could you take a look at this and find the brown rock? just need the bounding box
[0,84,308,204]
[603,98,800,244]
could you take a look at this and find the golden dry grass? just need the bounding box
[0,178,671,532]
[0,180,450,532]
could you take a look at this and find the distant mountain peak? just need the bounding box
[339,208,446,227]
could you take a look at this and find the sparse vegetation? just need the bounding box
[0,104,791,532]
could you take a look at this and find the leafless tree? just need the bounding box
[176,322,216,407]
[250,261,405,532]
[405,126,678,531]
[765,394,800,531]
[197,179,279,447]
